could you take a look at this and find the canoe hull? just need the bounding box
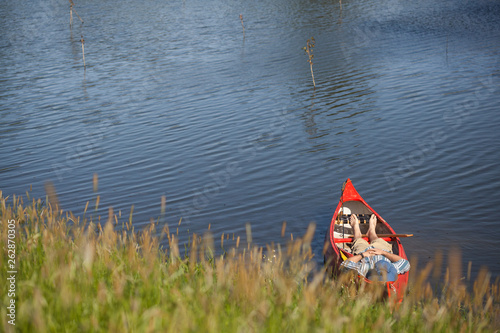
[324,179,409,299]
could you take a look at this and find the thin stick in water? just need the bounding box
[81,35,86,68]
[69,0,84,24]
[239,14,245,36]
[303,37,316,87]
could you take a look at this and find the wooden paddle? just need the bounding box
[334,234,413,243]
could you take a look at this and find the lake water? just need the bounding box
[1,0,499,279]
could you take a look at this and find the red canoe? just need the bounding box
[324,179,409,299]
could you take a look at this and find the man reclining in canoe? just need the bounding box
[340,214,410,281]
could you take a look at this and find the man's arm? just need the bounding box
[341,253,370,277]
[345,253,365,263]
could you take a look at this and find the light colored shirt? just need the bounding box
[340,247,410,277]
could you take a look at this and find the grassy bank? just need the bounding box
[1,193,499,332]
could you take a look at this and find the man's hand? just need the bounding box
[365,248,385,256]
[365,248,404,262]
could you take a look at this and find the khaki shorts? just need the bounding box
[352,238,393,254]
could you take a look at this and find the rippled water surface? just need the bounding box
[1,0,499,277]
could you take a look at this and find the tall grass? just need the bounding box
[1,192,499,332]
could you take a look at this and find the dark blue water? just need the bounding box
[1,0,499,278]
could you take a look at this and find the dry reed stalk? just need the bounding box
[448,246,462,288]
[93,173,98,192]
[107,207,114,225]
[69,0,84,26]
[432,250,443,281]
[202,232,214,260]
[44,182,60,215]
[303,37,316,87]
[239,14,245,36]
[170,234,180,260]
[128,205,134,226]
[81,35,86,69]
[189,233,198,269]
[160,195,166,215]
[246,223,252,245]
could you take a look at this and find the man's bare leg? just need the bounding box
[350,214,362,240]
[367,214,379,243]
